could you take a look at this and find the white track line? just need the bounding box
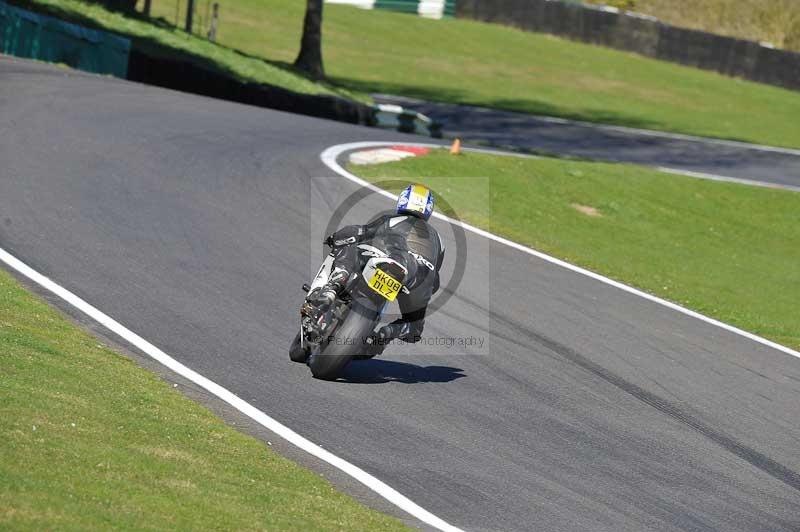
[657,166,800,192]
[573,120,800,157]
[0,246,462,532]
[321,141,800,362]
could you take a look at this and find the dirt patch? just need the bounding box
[134,445,201,464]
[571,203,602,217]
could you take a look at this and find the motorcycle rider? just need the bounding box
[304,184,445,356]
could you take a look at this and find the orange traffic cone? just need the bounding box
[449,138,461,155]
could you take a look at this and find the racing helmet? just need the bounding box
[396,184,434,221]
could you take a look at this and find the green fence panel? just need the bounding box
[0,1,130,77]
[374,0,421,14]
[373,0,456,18]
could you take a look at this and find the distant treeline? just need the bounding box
[584,0,800,52]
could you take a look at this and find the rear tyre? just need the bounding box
[308,304,377,381]
[289,331,310,363]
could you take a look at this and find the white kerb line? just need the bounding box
[0,246,463,532]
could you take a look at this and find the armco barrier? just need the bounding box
[126,49,377,126]
[130,48,445,131]
[0,0,130,77]
[372,102,442,136]
[456,0,800,92]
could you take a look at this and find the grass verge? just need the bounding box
[144,0,800,148]
[0,267,406,530]
[350,150,800,351]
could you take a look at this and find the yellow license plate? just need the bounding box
[367,268,402,301]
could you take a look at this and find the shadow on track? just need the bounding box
[339,359,465,384]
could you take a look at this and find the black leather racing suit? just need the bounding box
[324,212,445,349]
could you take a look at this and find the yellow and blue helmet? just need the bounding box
[396,184,434,221]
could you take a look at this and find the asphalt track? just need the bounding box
[2,56,800,531]
[373,94,800,190]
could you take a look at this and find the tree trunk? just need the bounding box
[294,0,325,80]
[185,0,195,33]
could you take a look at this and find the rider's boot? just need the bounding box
[302,268,349,319]
[357,328,390,360]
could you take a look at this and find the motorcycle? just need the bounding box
[289,242,409,380]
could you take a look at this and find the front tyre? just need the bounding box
[289,331,310,363]
[308,304,377,381]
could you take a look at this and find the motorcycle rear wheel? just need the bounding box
[308,304,377,381]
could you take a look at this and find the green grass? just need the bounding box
[143,0,800,148]
[0,268,407,530]
[12,0,362,100]
[351,150,800,350]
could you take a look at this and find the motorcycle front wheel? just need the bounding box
[289,331,309,363]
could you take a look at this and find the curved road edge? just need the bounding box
[373,94,800,190]
[322,141,800,363]
[0,244,462,532]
